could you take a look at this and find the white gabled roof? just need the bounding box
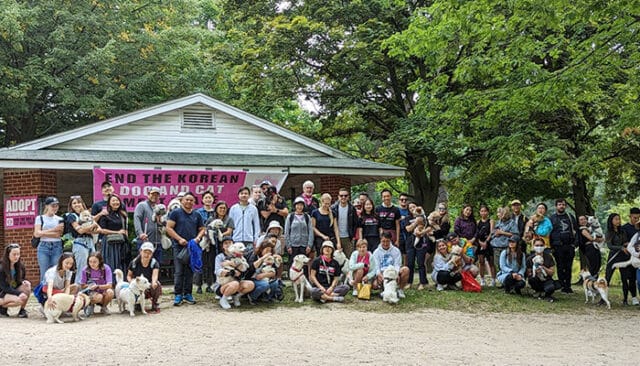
[9,93,350,159]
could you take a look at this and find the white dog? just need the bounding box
[333,249,350,284]
[114,269,151,317]
[587,216,605,249]
[44,292,91,324]
[532,254,547,280]
[289,254,312,303]
[580,270,611,309]
[381,266,399,304]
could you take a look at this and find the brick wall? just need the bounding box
[319,175,352,203]
[2,169,57,284]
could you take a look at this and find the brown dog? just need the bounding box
[581,270,610,309]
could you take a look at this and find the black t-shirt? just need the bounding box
[128,257,159,282]
[358,214,380,238]
[477,219,491,242]
[375,205,400,230]
[310,256,342,288]
[526,252,555,279]
[257,195,287,232]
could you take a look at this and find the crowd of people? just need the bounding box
[1,179,640,318]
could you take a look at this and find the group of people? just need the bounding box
[2,179,639,318]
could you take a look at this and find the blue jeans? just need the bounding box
[249,279,270,301]
[72,237,95,284]
[173,246,193,295]
[37,241,63,281]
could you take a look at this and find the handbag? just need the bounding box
[460,270,482,292]
[31,216,43,248]
[105,233,124,244]
[357,283,371,300]
[176,247,190,264]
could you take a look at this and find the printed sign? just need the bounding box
[93,169,248,210]
[4,195,39,229]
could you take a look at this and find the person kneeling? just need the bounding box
[0,244,31,318]
[127,242,162,313]
[497,236,526,295]
[372,232,410,297]
[80,252,114,316]
[526,238,558,302]
[431,239,462,291]
[310,241,349,303]
[214,237,255,309]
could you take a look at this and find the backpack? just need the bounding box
[61,212,77,252]
[131,257,157,270]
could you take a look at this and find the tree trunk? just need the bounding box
[406,151,442,212]
[571,174,594,216]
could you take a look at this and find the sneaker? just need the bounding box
[0,307,8,317]
[219,296,231,310]
[631,297,639,306]
[403,284,411,290]
[545,296,557,303]
[214,295,221,300]
[232,294,242,307]
[490,279,496,287]
[397,289,406,299]
[436,284,444,291]
[173,294,183,306]
[480,278,486,287]
[183,293,196,305]
[623,300,629,306]
[352,289,358,296]
[196,287,203,294]
[333,296,344,302]
[205,286,215,293]
[101,306,111,315]
[18,308,28,318]
[149,306,160,314]
[84,305,94,317]
[417,284,425,291]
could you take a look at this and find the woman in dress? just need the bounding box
[98,195,129,283]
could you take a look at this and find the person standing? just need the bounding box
[98,195,129,284]
[133,187,163,262]
[34,197,64,281]
[228,187,261,255]
[298,180,320,214]
[375,189,401,249]
[549,198,578,294]
[604,213,636,305]
[511,199,527,252]
[166,192,205,306]
[331,188,358,258]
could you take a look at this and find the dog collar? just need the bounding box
[290,266,304,282]
[67,294,86,313]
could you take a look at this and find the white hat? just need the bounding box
[267,221,283,232]
[293,196,305,205]
[321,241,334,250]
[140,242,155,252]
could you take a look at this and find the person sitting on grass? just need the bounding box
[526,238,558,302]
[214,236,255,310]
[127,242,162,313]
[79,252,114,316]
[372,232,410,297]
[349,239,378,297]
[497,235,526,295]
[310,241,349,303]
[431,239,462,291]
[0,243,31,318]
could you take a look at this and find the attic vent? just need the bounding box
[181,111,215,130]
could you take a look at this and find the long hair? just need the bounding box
[213,201,229,220]
[68,196,87,214]
[56,252,76,273]
[107,194,127,219]
[85,252,106,281]
[320,193,334,226]
[507,240,523,267]
[1,244,24,284]
[459,204,476,223]
[606,213,619,233]
[361,198,377,218]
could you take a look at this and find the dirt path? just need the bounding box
[0,299,635,365]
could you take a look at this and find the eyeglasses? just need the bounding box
[438,207,446,211]
[399,198,407,201]
[339,194,349,198]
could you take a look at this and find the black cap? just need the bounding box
[445,232,458,241]
[630,207,640,215]
[44,196,59,205]
[508,235,520,242]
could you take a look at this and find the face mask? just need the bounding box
[534,246,544,254]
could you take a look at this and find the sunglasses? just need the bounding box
[7,243,20,249]
[399,198,407,201]
[339,194,349,198]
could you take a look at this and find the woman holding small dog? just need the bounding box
[310,241,349,303]
[578,215,603,279]
[214,237,255,310]
[431,239,462,291]
[98,195,130,284]
[79,252,114,315]
[497,236,526,294]
[0,244,31,318]
[526,238,557,302]
[67,196,101,284]
[247,238,282,303]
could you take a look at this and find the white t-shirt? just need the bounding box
[44,266,72,289]
[38,214,62,242]
[338,204,349,237]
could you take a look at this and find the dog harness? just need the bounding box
[290,266,305,282]
[67,294,87,312]
[120,283,141,302]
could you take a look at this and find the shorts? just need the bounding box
[477,245,493,260]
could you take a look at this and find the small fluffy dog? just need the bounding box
[333,249,350,284]
[531,254,547,280]
[153,204,172,250]
[587,216,604,249]
[202,219,225,251]
[447,245,463,268]
[381,266,399,304]
[257,255,282,275]
[612,256,640,269]
[580,270,610,309]
[228,242,250,272]
[44,292,91,324]
[289,254,312,303]
[114,269,151,317]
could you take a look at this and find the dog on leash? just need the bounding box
[44,292,91,324]
[612,256,640,269]
[381,266,400,304]
[580,270,610,309]
[114,269,151,317]
[289,254,312,303]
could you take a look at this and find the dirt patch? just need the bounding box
[0,296,635,365]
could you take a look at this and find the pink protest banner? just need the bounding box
[93,169,247,211]
[4,195,39,229]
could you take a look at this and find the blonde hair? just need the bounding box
[356,239,368,248]
[320,193,335,226]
